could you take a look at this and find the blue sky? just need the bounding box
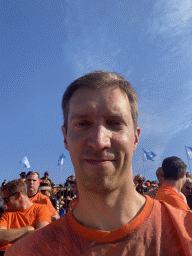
[1,0,192,185]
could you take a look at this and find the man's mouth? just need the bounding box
[84,158,114,165]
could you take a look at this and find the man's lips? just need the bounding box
[84,158,115,165]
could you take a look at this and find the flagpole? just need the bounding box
[185,146,191,175]
[60,164,63,184]
[142,148,145,179]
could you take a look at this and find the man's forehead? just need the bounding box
[70,86,127,101]
[27,174,39,180]
[68,87,130,117]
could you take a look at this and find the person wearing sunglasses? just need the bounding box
[0,179,51,254]
[181,177,192,210]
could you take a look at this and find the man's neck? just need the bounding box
[18,197,33,210]
[163,180,182,193]
[27,191,38,198]
[73,184,146,232]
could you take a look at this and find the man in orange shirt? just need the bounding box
[5,71,192,256]
[155,156,189,210]
[26,171,59,222]
[0,179,51,253]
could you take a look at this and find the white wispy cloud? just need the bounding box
[147,0,192,36]
[140,0,192,140]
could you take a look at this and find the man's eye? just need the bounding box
[107,120,122,126]
[76,121,90,127]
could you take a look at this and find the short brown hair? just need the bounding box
[156,166,164,179]
[162,156,187,180]
[62,71,138,132]
[1,179,27,196]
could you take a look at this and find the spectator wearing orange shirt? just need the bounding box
[26,171,59,222]
[0,179,50,254]
[155,156,189,210]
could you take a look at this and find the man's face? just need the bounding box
[40,190,50,197]
[62,87,140,193]
[26,174,40,196]
[182,181,192,196]
[2,190,19,210]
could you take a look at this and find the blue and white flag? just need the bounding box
[186,147,192,160]
[20,156,30,168]
[58,153,66,166]
[143,149,156,162]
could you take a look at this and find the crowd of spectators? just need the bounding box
[0,163,192,255]
[0,171,78,217]
[133,168,192,210]
[1,167,192,215]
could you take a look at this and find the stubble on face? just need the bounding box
[63,87,140,194]
[26,175,40,196]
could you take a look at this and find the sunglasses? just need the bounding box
[186,186,192,191]
[2,191,19,203]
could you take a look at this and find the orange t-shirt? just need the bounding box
[5,196,192,256]
[155,182,190,210]
[0,203,51,251]
[29,192,57,217]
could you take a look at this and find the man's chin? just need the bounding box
[28,188,36,194]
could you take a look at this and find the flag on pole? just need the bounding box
[58,154,66,166]
[143,149,156,162]
[186,147,192,160]
[20,156,30,168]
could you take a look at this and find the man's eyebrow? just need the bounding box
[69,114,90,121]
[70,113,128,120]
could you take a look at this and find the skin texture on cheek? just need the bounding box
[63,88,140,194]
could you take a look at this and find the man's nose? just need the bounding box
[87,124,111,150]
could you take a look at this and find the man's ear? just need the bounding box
[133,126,140,151]
[17,191,22,199]
[62,125,68,150]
